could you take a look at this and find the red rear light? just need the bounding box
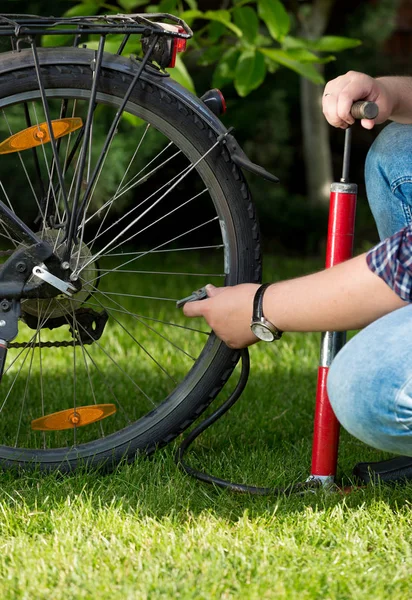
[168,27,187,68]
[215,89,227,114]
[200,89,227,116]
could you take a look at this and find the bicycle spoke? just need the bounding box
[14,329,37,447]
[71,309,77,446]
[113,122,151,198]
[66,296,210,335]
[89,269,224,277]
[38,313,46,450]
[53,298,132,422]
[72,316,156,406]
[83,150,189,253]
[81,282,182,379]
[0,216,20,248]
[85,216,220,280]
[31,102,61,236]
[0,42,249,465]
[104,245,225,257]
[84,279,198,363]
[77,333,105,439]
[77,142,219,273]
[0,345,31,418]
[1,110,42,214]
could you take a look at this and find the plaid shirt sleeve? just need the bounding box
[366,223,412,301]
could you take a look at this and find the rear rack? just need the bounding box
[0,13,192,40]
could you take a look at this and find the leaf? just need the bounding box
[198,45,226,67]
[118,0,148,9]
[233,6,259,44]
[258,0,290,42]
[212,47,241,88]
[166,55,196,93]
[204,10,242,37]
[260,48,324,84]
[63,2,101,17]
[42,33,74,48]
[85,36,140,55]
[234,49,266,97]
[282,36,308,49]
[208,21,227,43]
[184,0,198,9]
[281,48,335,64]
[309,36,362,52]
[180,10,203,25]
[158,0,178,11]
[284,35,361,53]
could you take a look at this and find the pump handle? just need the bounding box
[350,101,379,120]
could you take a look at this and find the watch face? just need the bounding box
[251,322,275,342]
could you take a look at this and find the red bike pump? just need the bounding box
[309,102,378,486]
[175,102,380,496]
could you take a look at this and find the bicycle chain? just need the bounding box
[8,339,93,349]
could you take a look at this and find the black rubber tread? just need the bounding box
[0,49,262,471]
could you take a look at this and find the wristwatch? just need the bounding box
[250,283,283,342]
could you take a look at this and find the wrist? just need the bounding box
[250,283,283,342]
[374,76,412,123]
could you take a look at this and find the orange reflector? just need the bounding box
[0,117,83,155]
[31,403,116,431]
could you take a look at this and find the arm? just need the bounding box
[322,71,412,129]
[183,253,406,349]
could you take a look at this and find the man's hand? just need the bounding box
[322,70,394,129]
[183,283,260,349]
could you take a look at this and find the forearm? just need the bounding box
[184,253,407,349]
[377,76,412,124]
[263,253,406,332]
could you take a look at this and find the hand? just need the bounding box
[322,70,393,129]
[183,283,260,349]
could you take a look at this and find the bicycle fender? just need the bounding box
[0,48,279,182]
[0,48,226,135]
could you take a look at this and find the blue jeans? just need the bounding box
[327,123,412,456]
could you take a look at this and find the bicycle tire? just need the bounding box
[0,47,261,472]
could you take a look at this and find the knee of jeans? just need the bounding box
[327,351,359,435]
[365,122,412,184]
[365,123,412,234]
[327,346,382,445]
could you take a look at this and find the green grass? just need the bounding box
[0,254,411,599]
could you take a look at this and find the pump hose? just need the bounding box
[175,348,321,495]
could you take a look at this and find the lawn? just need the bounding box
[0,254,411,600]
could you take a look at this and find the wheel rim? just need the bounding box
[0,83,239,461]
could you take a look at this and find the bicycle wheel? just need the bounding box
[0,47,261,471]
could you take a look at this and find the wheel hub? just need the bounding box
[21,228,98,319]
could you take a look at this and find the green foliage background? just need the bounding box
[0,0,403,254]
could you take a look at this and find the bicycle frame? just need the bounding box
[0,13,191,251]
[0,13,195,353]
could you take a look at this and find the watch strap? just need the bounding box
[253,282,272,321]
[252,283,283,340]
